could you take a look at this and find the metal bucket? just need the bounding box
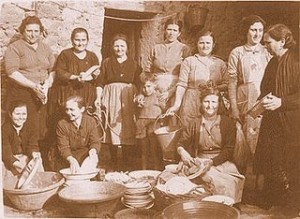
[154,114,183,162]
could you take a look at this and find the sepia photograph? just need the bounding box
[0,0,299,218]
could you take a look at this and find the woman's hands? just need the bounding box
[263,94,282,111]
[202,159,213,173]
[165,105,180,116]
[67,156,80,174]
[177,147,194,166]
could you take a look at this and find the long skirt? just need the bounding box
[179,88,201,127]
[101,83,137,145]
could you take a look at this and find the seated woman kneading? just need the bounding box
[176,83,244,203]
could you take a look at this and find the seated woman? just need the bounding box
[56,96,101,174]
[177,84,244,203]
[2,101,43,176]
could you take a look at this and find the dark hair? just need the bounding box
[65,95,85,109]
[240,15,266,37]
[71,27,89,41]
[265,24,296,48]
[7,101,27,115]
[199,81,220,102]
[196,30,217,54]
[164,18,183,32]
[112,33,128,46]
[19,16,44,34]
[140,73,156,84]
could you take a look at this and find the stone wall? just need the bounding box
[140,1,299,68]
[1,1,299,106]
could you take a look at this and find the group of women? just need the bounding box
[2,14,299,210]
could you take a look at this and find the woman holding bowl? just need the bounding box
[53,27,100,116]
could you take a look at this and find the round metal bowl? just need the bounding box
[161,200,240,219]
[3,172,64,211]
[58,181,126,204]
[59,168,100,181]
[115,208,157,219]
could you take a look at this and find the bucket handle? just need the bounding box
[154,113,184,131]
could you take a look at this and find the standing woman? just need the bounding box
[54,27,100,115]
[4,16,55,143]
[227,15,271,153]
[166,30,228,127]
[254,24,299,210]
[95,34,141,170]
[138,18,190,109]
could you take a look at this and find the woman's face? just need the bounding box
[201,94,219,117]
[197,35,214,56]
[165,24,181,43]
[23,24,41,45]
[263,33,284,57]
[11,106,27,128]
[72,32,88,53]
[113,39,128,58]
[247,22,264,46]
[65,100,84,122]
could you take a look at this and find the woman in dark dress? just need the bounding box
[95,34,141,170]
[2,101,43,176]
[53,27,100,115]
[254,24,300,212]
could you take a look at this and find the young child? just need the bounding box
[135,73,165,170]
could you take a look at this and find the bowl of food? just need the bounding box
[104,171,132,184]
[59,168,99,183]
[3,172,64,211]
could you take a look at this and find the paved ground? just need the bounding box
[3,145,300,218]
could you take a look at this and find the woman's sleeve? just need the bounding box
[217,60,229,92]
[2,128,17,169]
[212,117,236,166]
[26,125,40,155]
[177,121,196,155]
[95,58,108,88]
[55,51,72,81]
[90,52,100,65]
[177,57,191,88]
[280,56,300,111]
[227,49,239,111]
[46,44,56,72]
[4,44,20,76]
[88,118,101,153]
[56,121,73,160]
